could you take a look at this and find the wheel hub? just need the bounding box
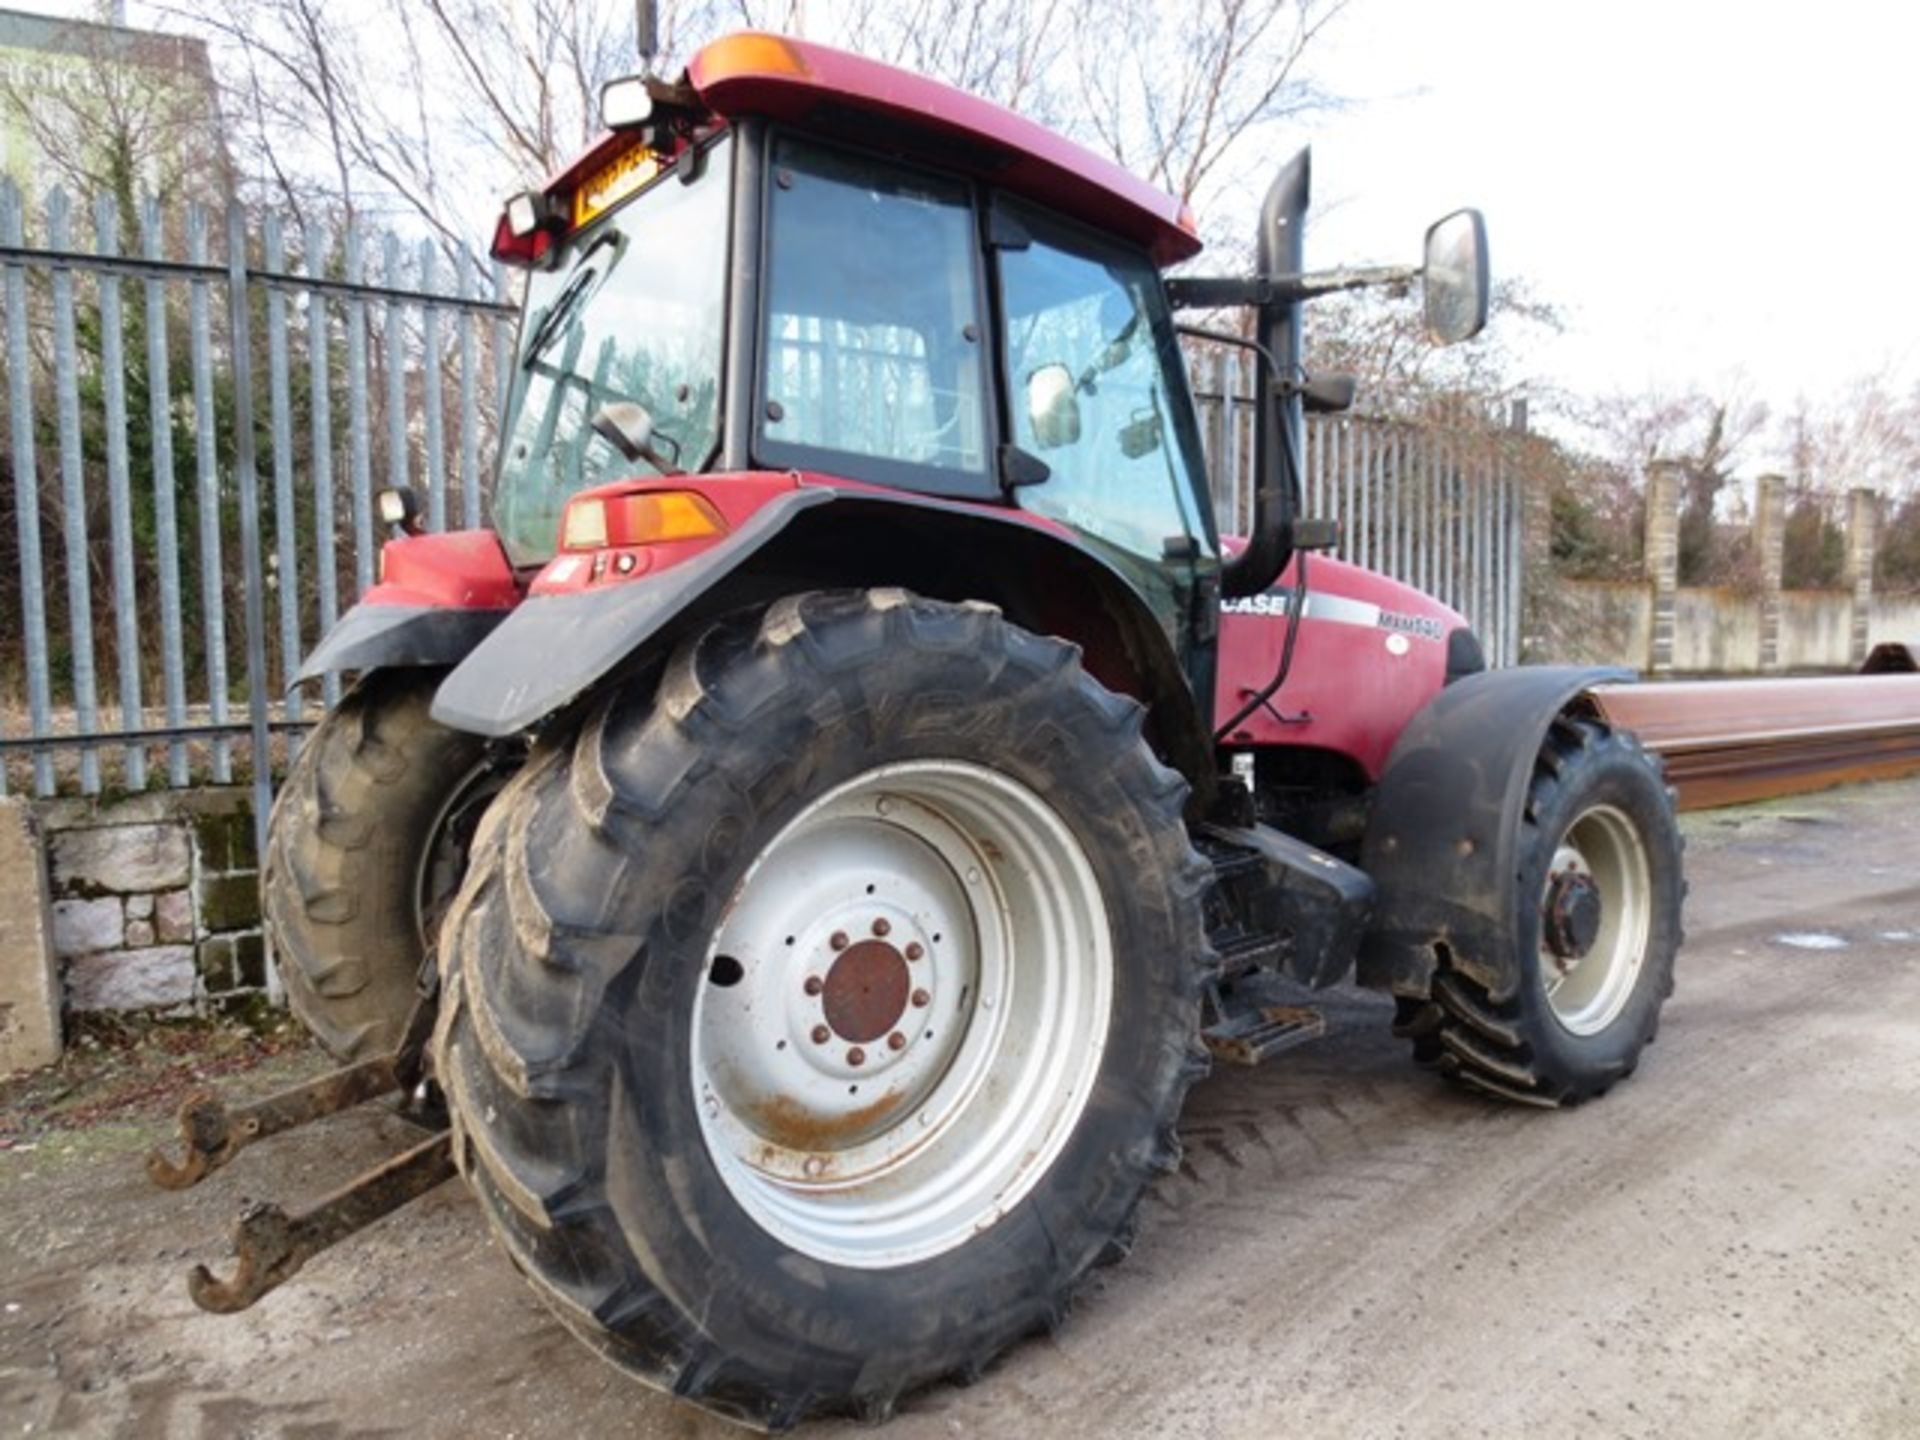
[1537,806,1654,1035]
[822,937,911,1044]
[1544,870,1603,960]
[690,760,1113,1269]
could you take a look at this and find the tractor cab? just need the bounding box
[486,32,1223,677]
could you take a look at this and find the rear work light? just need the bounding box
[600,75,656,131]
[560,490,728,552]
[491,188,564,267]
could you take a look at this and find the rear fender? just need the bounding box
[1354,665,1633,1003]
[428,479,1216,801]
[295,530,519,683]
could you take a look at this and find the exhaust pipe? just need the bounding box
[1221,148,1310,600]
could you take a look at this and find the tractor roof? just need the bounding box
[548,32,1203,268]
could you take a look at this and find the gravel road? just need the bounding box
[3,779,1917,1439]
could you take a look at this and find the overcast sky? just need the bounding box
[1295,0,1920,424]
[21,0,1920,452]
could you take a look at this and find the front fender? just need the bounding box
[1355,665,1633,1003]
[296,530,520,683]
[295,603,509,683]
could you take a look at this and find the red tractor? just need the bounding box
[162,30,1682,1430]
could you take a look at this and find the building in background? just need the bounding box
[0,5,228,206]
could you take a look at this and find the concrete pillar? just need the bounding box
[1644,460,1683,674]
[0,797,62,1072]
[1518,419,1552,663]
[1845,487,1879,667]
[1753,473,1787,671]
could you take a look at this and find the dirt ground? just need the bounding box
[3,778,1918,1439]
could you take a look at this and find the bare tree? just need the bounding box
[1577,383,1769,586]
[1307,277,1563,414]
[166,0,1351,261]
[0,9,230,214]
[1069,0,1348,212]
[1779,373,1920,500]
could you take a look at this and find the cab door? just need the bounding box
[992,198,1221,695]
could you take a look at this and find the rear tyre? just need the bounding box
[263,669,502,1060]
[435,590,1214,1428]
[1397,716,1683,1107]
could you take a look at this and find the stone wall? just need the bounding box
[35,788,266,1017]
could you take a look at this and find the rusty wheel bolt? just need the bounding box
[911,988,930,1008]
[904,942,924,961]
[872,917,891,937]
[810,1025,831,1045]
[847,1047,866,1067]
[803,975,825,996]
[830,931,849,951]
[887,1031,906,1052]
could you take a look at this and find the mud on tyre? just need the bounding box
[263,668,505,1060]
[1396,715,1683,1106]
[434,589,1216,1428]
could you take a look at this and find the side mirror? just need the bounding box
[1422,209,1489,345]
[1298,372,1358,415]
[1026,365,1081,450]
[591,399,683,474]
[376,484,423,537]
[591,400,655,460]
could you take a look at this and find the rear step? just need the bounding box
[146,982,451,1313]
[1201,1003,1326,1066]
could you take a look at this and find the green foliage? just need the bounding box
[1781,494,1846,591]
[1876,495,1920,594]
[1547,458,1642,580]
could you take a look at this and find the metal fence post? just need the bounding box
[304,220,341,709]
[141,196,190,784]
[264,215,303,735]
[346,225,375,595]
[188,204,232,781]
[225,205,279,999]
[94,194,146,789]
[421,241,447,530]
[49,190,103,794]
[3,182,56,795]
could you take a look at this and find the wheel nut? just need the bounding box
[847,1047,866,1067]
[888,1031,906,1052]
[830,931,849,951]
[803,975,824,996]
[810,1025,830,1045]
[905,942,923,961]
[872,917,891,937]
[911,988,930,1008]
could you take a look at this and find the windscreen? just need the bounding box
[492,135,732,568]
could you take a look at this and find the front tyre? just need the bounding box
[263,669,504,1060]
[435,591,1214,1427]
[1398,716,1683,1106]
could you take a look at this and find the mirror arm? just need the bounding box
[1289,262,1421,299]
[1168,263,1421,313]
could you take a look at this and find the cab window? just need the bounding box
[998,204,1216,586]
[758,137,991,493]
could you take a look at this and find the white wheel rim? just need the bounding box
[690,760,1114,1269]
[1539,803,1652,1036]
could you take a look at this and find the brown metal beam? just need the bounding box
[1591,674,1920,810]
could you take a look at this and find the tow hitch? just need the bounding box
[146,981,452,1314]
